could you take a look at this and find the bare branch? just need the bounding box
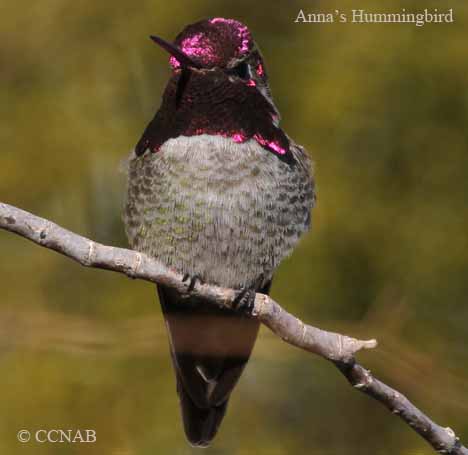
[0,202,466,454]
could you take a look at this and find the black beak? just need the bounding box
[149,35,201,69]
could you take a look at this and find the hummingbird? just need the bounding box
[123,18,315,447]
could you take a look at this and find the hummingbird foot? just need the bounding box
[232,287,256,316]
[182,273,205,292]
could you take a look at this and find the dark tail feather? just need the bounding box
[158,281,271,447]
[177,376,228,447]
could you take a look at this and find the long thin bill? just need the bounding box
[149,35,201,68]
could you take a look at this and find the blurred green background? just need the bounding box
[1,0,467,453]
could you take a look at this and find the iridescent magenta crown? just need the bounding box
[170,18,253,69]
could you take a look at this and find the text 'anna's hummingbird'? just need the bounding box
[123,18,315,447]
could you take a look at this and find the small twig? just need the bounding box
[0,202,466,454]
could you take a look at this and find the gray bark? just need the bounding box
[0,202,466,454]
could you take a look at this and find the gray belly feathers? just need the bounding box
[123,135,315,289]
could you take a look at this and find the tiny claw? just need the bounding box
[233,287,256,316]
[182,274,204,292]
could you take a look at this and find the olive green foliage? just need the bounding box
[1,0,467,453]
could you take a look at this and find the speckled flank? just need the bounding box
[123,135,315,290]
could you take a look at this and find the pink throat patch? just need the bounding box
[227,131,288,157]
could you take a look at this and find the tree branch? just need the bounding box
[0,202,466,454]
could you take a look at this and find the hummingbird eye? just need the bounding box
[231,62,249,80]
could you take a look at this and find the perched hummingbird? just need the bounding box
[124,18,315,447]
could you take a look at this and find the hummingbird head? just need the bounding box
[151,18,274,110]
[154,17,253,70]
[137,18,293,163]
